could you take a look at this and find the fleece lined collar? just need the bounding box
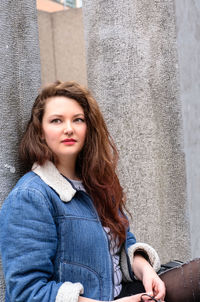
[32,161,76,202]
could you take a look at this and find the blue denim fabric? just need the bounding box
[0,171,136,302]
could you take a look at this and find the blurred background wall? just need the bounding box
[38,7,87,86]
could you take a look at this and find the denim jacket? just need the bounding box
[0,161,160,302]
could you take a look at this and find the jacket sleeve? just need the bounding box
[0,188,84,302]
[120,225,161,281]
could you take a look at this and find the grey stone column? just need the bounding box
[0,1,41,300]
[82,0,191,262]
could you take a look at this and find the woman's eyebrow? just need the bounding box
[73,113,85,117]
[48,113,84,118]
[48,114,63,118]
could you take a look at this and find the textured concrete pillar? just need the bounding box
[175,1,200,259]
[0,1,41,300]
[82,0,191,263]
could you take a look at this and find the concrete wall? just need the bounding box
[82,0,191,263]
[175,0,200,258]
[0,1,41,300]
[38,8,87,86]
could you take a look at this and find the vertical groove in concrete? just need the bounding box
[0,1,41,300]
[82,0,191,262]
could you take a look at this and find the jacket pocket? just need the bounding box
[59,261,102,299]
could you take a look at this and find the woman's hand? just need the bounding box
[132,254,166,301]
[142,268,165,301]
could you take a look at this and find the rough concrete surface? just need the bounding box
[0,1,41,300]
[83,0,191,263]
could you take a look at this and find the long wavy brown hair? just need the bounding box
[20,81,128,245]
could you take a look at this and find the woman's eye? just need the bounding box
[74,118,85,123]
[51,119,62,124]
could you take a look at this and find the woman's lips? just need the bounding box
[62,139,76,145]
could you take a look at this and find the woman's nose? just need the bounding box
[64,121,73,135]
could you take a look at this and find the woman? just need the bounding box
[0,81,199,302]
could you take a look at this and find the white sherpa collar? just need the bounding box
[32,161,76,202]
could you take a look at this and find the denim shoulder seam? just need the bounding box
[10,186,54,214]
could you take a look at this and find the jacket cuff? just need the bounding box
[56,282,84,302]
[121,242,161,281]
[127,242,161,272]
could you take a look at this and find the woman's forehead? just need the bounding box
[43,96,84,115]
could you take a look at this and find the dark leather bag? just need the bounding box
[158,260,183,274]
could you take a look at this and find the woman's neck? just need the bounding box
[56,157,79,180]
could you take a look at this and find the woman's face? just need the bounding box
[42,96,87,164]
